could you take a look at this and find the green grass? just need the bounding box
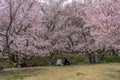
[0,63,120,80]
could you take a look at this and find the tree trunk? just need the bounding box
[49,52,55,66]
[87,53,97,63]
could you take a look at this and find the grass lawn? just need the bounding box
[0,63,120,80]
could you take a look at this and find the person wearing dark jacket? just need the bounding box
[63,57,70,65]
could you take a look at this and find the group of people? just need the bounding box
[12,57,70,67]
[56,57,70,66]
[13,61,27,68]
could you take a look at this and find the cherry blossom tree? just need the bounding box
[0,0,40,63]
[28,0,106,64]
[38,0,94,64]
[35,0,68,65]
[0,0,119,64]
[83,0,120,62]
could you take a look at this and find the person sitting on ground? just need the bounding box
[20,61,27,67]
[13,62,17,68]
[56,57,63,66]
[63,57,70,65]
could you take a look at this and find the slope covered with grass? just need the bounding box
[0,63,120,80]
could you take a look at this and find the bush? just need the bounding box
[0,61,12,68]
[103,56,120,63]
[0,54,89,67]
[27,56,50,67]
[27,54,89,67]
[61,54,89,65]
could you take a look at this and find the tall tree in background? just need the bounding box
[84,0,120,62]
[0,0,119,64]
[0,0,40,63]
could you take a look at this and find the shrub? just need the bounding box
[103,56,120,63]
[28,54,89,67]
[27,56,50,67]
[0,61,12,68]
